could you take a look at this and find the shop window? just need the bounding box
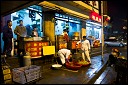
[11,5,43,38]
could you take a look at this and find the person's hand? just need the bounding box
[66,59,69,63]
[17,33,21,37]
[68,55,71,60]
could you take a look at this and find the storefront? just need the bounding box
[11,5,43,39]
[55,13,81,39]
[1,5,51,57]
[86,11,102,43]
[54,13,81,50]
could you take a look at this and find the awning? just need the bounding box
[1,1,41,16]
[38,1,90,20]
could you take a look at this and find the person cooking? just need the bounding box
[31,27,38,37]
[58,49,72,66]
[61,29,69,43]
[76,36,91,64]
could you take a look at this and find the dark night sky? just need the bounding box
[107,0,127,31]
[107,1,127,32]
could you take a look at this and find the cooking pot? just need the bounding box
[51,64,62,70]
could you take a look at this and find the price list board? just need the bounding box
[24,41,49,58]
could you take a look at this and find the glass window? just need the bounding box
[11,5,43,38]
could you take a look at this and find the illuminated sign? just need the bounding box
[84,1,99,9]
[90,11,101,23]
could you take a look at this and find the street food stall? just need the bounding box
[24,37,50,58]
[68,32,81,51]
[55,35,67,51]
[23,37,56,64]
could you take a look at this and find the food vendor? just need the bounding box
[76,36,91,64]
[31,27,39,37]
[57,48,72,66]
[61,29,69,43]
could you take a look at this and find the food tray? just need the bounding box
[76,60,90,67]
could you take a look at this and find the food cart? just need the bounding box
[55,35,67,51]
[24,37,50,58]
[68,32,81,53]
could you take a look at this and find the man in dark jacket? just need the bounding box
[2,20,13,57]
[107,48,120,66]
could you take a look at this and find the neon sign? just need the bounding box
[90,11,101,23]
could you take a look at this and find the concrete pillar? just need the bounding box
[43,12,55,45]
[80,21,86,39]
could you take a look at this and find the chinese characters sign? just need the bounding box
[90,11,101,23]
[84,1,99,9]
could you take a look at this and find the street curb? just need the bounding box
[84,54,109,84]
[87,63,107,84]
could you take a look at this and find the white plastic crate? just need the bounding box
[12,65,41,84]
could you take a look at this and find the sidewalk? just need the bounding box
[36,53,110,84]
[5,53,110,84]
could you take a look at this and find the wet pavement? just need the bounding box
[35,53,109,84]
[4,53,116,84]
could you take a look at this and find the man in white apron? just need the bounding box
[76,36,91,63]
[58,49,72,65]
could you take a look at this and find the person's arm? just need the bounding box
[2,26,8,39]
[65,50,71,62]
[24,27,27,36]
[88,40,91,51]
[14,26,21,36]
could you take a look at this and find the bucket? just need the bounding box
[23,56,31,66]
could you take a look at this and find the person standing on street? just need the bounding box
[14,20,27,67]
[76,36,91,64]
[2,20,13,57]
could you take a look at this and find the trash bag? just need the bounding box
[115,57,127,74]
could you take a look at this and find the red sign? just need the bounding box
[90,11,101,23]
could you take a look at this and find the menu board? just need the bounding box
[25,41,49,58]
[57,41,67,50]
[71,41,81,49]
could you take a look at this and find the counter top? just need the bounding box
[23,37,49,41]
